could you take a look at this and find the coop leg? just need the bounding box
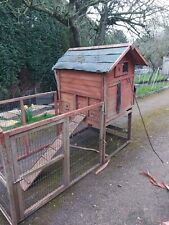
[99,103,106,165]
[127,112,132,140]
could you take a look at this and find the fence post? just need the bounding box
[20,99,26,125]
[127,112,132,140]
[99,103,106,165]
[20,99,30,156]
[54,92,58,115]
[1,135,21,225]
[63,117,70,186]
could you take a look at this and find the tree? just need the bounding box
[0,2,69,99]
[136,26,169,71]
[13,0,169,46]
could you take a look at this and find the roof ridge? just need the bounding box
[69,43,133,51]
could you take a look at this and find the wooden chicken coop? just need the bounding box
[0,43,148,225]
[53,43,147,127]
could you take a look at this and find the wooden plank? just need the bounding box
[4,102,102,137]
[60,70,102,82]
[127,112,132,140]
[60,93,75,112]
[61,90,101,101]
[70,144,100,154]
[99,104,106,164]
[20,99,26,125]
[18,154,64,183]
[63,117,70,186]
[20,139,62,191]
[20,114,85,191]
[60,77,102,88]
[1,136,20,225]
[61,85,101,99]
[0,204,13,225]
[54,92,58,115]
[24,185,65,218]
[106,141,130,159]
[10,138,24,220]
[69,43,130,51]
[60,81,101,92]
[0,91,56,105]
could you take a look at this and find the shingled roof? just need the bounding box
[52,43,147,73]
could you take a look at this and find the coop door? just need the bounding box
[116,81,121,113]
[77,96,88,109]
[61,93,75,113]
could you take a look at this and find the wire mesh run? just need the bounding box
[70,127,100,181]
[0,101,105,225]
[106,113,130,156]
[0,181,10,218]
[0,92,56,132]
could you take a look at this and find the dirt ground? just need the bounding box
[1,89,169,225]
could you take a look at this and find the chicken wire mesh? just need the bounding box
[106,113,129,156]
[0,181,10,217]
[0,92,56,132]
[12,121,64,211]
[0,101,105,224]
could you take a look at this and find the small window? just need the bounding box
[123,62,128,73]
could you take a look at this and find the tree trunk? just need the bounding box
[94,4,108,45]
[69,19,81,47]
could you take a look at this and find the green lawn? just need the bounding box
[136,82,169,97]
[135,73,168,84]
[0,113,54,131]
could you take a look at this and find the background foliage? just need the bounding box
[0,3,69,99]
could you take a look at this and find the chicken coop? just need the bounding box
[53,43,147,127]
[0,43,147,225]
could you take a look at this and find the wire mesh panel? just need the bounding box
[0,181,11,219]
[0,101,20,131]
[10,121,64,212]
[68,105,101,182]
[0,92,56,133]
[0,143,11,223]
[106,113,129,156]
[0,101,104,225]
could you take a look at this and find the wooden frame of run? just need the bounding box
[0,93,132,225]
[0,101,108,225]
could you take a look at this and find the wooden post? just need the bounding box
[99,103,106,165]
[20,99,26,125]
[10,138,24,221]
[127,112,132,140]
[63,117,70,186]
[1,136,21,225]
[54,92,58,116]
[20,99,29,157]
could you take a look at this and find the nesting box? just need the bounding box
[53,43,147,126]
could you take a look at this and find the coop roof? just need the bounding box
[52,43,148,73]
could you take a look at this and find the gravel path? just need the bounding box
[1,89,169,225]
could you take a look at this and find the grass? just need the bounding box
[135,73,168,84]
[0,113,54,131]
[136,82,169,97]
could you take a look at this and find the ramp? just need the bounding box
[20,114,86,191]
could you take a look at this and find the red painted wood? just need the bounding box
[57,48,137,125]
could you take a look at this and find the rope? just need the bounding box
[130,79,164,164]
